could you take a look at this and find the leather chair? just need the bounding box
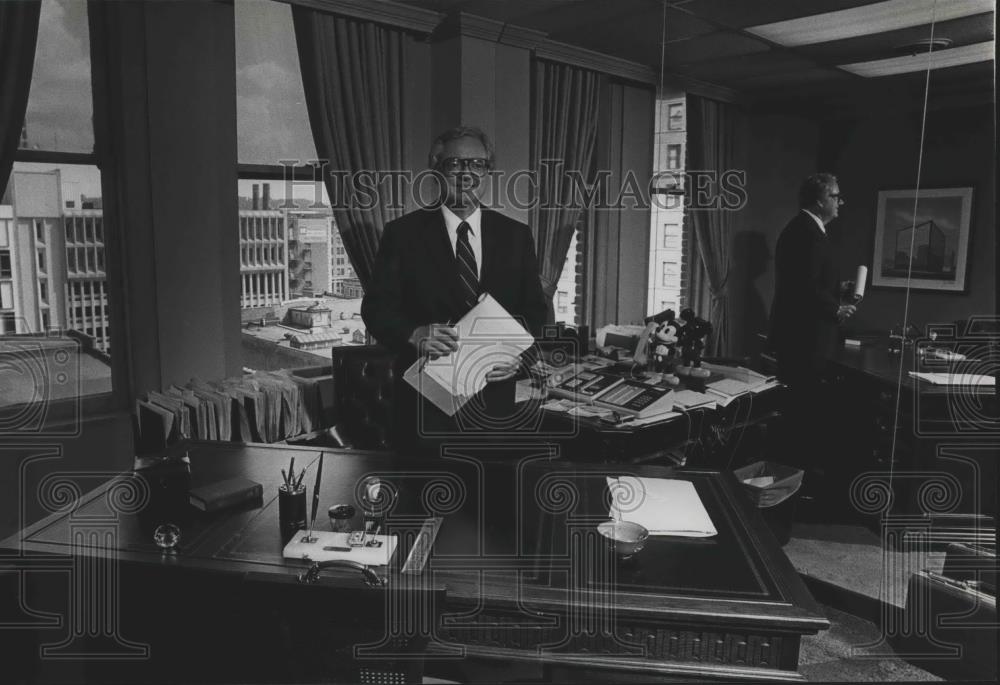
[328,344,396,451]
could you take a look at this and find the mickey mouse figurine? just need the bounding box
[675,308,713,378]
[648,314,682,385]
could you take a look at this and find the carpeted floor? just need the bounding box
[785,523,946,608]
[787,523,944,681]
[799,605,941,682]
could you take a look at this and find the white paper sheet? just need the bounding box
[405,294,535,416]
[283,531,397,566]
[669,389,716,410]
[606,476,717,537]
[909,372,995,386]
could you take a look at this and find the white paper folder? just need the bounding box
[607,476,717,537]
[404,294,535,416]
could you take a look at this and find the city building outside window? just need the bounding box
[647,94,687,317]
[235,0,366,372]
[2,0,114,414]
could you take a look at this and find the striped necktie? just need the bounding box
[456,221,480,309]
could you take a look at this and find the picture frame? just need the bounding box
[871,187,973,292]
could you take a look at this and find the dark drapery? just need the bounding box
[292,8,405,290]
[531,60,601,323]
[686,95,743,356]
[0,0,41,194]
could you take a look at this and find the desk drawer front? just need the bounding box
[440,614,794,670]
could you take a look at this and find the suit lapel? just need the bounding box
[479,210,501,294]
[423,209,466,314]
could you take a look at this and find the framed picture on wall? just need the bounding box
[871,187,973,292]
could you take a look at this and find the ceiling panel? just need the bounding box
[681,51,826,84]
[665,31,770,66]
[458,0,626,31]
[795,13,995,64]
[393,0,994,98]
[675,0,880,30]
[543,3,717,47]
[735,67,853,90]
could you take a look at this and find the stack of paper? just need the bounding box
[668,389,716,411]
[405,294,535,417]
[606,476,717,537]
[909,372,995,386]
[133,369,330,452]
[705,377,752,406]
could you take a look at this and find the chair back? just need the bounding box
[332,345,396,450]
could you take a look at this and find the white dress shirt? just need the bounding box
[802,208,826,235]
[441,205,483,280]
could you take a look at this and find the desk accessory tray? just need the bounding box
[282,530,397,566]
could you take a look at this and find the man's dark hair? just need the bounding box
[427,126,496,170]
[798,173,838,208]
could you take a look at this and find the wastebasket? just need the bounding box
[732,461,803,545]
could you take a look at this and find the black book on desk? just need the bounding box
[189,477,263,513]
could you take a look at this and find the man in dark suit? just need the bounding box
[769,174,856,479]
[769,173,856,389]
[362,126,548,454]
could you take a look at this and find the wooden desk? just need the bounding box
[2,442,828,683]
[535,385,786,468]
[757,336,997,538]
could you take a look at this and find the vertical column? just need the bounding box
[429,17,532,224]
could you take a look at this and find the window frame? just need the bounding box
[6,14,119,419]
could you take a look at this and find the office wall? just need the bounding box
[734,113,821,355]
[823,104,996,332]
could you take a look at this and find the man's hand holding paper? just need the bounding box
[409,323,459,359]
[404,294,535,416]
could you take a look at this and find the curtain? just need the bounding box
[531,60,601,324]
[0,0,41,194]
[292,8,405,290]
[686,95,742,356]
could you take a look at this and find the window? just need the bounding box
[648,95,687,317]
[666,144,683,170]
[1,282,13,309]
[235,1,366,371]
[3,0,114,412]
[553,220,585,329]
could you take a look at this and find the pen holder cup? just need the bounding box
[278,484,307,544]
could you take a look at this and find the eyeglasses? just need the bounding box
[439,157,488,174]
[828,193,845,204]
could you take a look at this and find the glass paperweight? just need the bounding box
[153,523,181,550]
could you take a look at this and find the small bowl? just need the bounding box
[597,520,649,559]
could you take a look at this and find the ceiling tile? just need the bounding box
[666,31,770,65]
[681,51,823,84]
[796,13,995,64]
[676,0,879,30]
[745,0,994,47]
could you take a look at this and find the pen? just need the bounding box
[418,320,458,373]
[281,469,289,488]
[288,457,296,487]
[307,452,324,540]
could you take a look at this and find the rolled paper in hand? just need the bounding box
[854,265,868,300]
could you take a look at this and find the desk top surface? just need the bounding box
[831,343,996,395]
[4,442,827,633]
